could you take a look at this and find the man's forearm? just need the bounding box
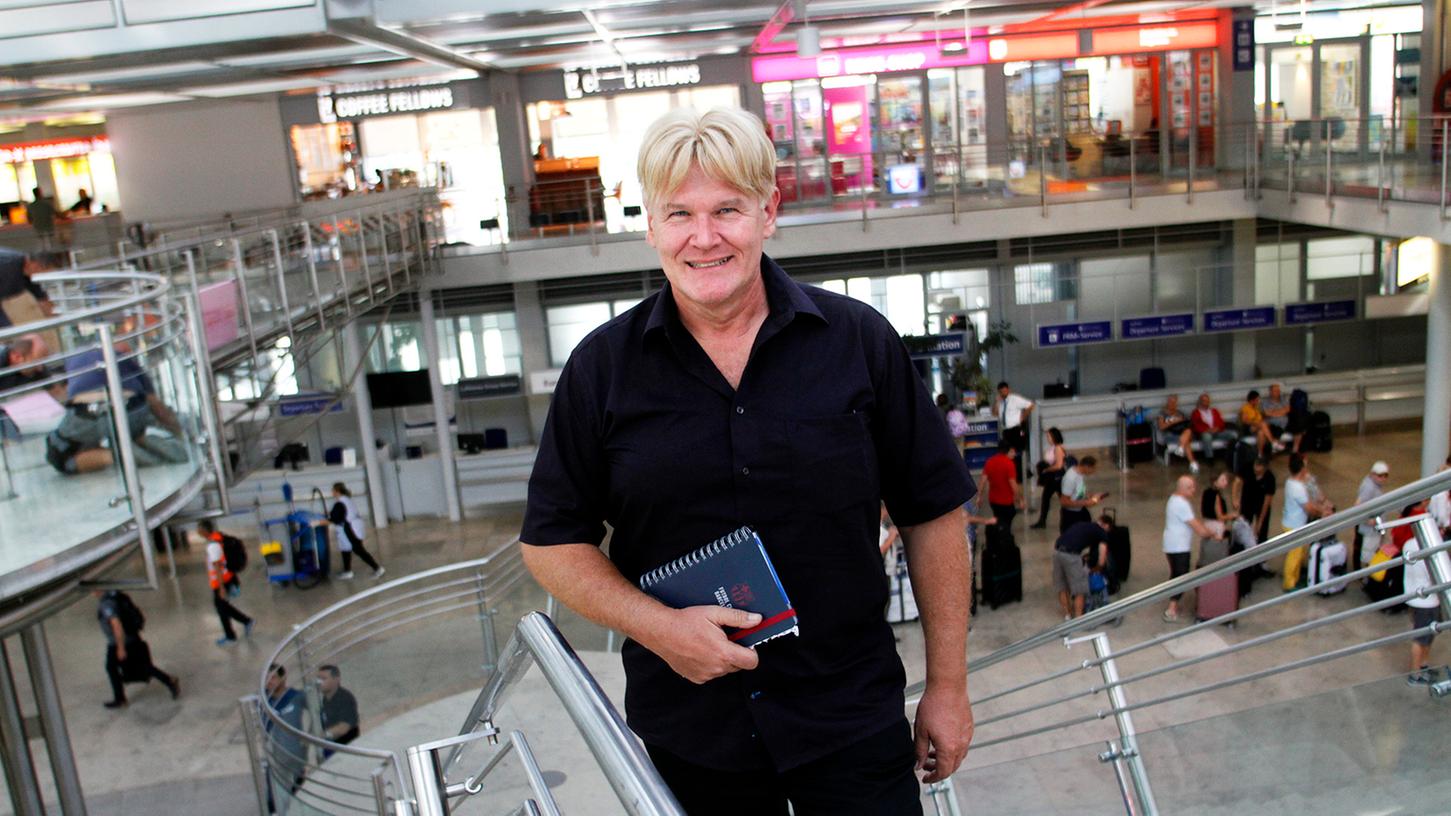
[520,542,670,642]
[901,508,970,691]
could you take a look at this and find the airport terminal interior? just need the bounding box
[3,1,1451,814]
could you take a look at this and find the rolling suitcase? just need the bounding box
[981,534,1023,609]
[1125,421,1154,464]
[1195,537,1238,624]
[1103,508,1131,593]
[1309,411,1333,452]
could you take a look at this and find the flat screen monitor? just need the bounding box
[366,370,432,408]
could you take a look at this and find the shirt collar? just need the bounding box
[644,253,827,343]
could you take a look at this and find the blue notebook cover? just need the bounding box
[638,526,799,648]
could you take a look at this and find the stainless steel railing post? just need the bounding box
[476,570,499,672]
[237,696,273,816]
[230,238,262,397]
[1324,120,1334,209]
[1187,126,1195,204]
[1442,119,1449,221]
[1408,516,1451,621]
[184,282,233,510]
[1129,135,1136,209]
[100,323,159,589]
[1040,142,1049,217]
[1067,632,1158,816]
[331,217,353,319]
[924,778,963,816]
[1378,137,1387,213]
[1101,741,1142,816]
[0,640,44,816]
[301,222,328,335]
[269,228,295,342]
[1288,151,1297,203]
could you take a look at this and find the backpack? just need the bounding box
[221,534,248,574]
[1289,388,1310,415]
[112,592,145,636]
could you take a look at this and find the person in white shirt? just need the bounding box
[994,381,1034,478]
[1280,454,1333,591]
[1352,461,1391,572]
[1402,500,1445,686]
[1429,455,1451,535]
[328,482,386,580]
[1162,475,1220,622]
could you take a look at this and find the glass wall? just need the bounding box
[545,299,642,367]
[362,312,522,386]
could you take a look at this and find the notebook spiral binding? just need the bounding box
[639,526,755,588]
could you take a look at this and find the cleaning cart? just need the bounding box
[258,481,330,589]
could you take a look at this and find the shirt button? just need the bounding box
[736,406,745,415]
[741,467,750,476]
[749,691,762,700]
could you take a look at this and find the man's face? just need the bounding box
[1373,470,1390,485]
[1197,394,1211,409]
[997,385,1010,399]
[1248,395,1260,406]
[1078,463,1095,477]
[317,671,339,695]
[1165,396,1178,412]
[646,165,778,316]
[265,670,284,696]
[1269,385,1282,401]
[1253,462,1267,477]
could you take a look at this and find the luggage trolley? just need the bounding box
[257,481,330,589]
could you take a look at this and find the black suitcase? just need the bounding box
[1103,509,1131,593]
[1309,411,1332,452]
[981,537,1023,609]
[1125,422,1154,464]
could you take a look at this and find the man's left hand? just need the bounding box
[913,684,973,783]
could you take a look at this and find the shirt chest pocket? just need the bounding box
[786,412,878,514]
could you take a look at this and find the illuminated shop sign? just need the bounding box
[753,19,1219,83]
[563,63,702,99]
[0,136,110,164]
[318,83,455,122]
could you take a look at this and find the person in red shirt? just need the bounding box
[980,440,1025,540]
[1188,392,1237,468]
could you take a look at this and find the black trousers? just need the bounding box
[104,643,171,702]
[339,525,381,572]
[214,585,253,640]
[647,720,922,816]
[989,502,1017,547]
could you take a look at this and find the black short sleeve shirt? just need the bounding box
[522,255,974,772]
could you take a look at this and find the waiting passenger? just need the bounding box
[1029,426,1067,529]
[1162,475,1222,622]
[1260,383,1303,453]
[1157,394,1198,472]
[1351,461,1391,573]
[1280,454,1333,592]
[1403,510,1444,686]
[317,664,360,758]
[1058,455,1106,534]
[1189,393,1236,466]
[1200,469,1240,538]
[43,337,188,475]
[1238,390,1282,457]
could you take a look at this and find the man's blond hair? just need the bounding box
[636,107,775,211]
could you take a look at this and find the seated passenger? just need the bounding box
[44,335,188,474]
[1238,389,1282,457]
[1189,393,1237,466]
[1260,383,1304,453]
[1156,394,1198,472]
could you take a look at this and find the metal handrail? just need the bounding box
[420,612,684,816]
[908,466,1451,699]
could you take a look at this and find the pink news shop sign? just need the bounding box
[752,40,992,84]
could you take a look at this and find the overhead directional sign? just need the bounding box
[1122,313,1194,340]
[1203,306,1277,333]
[1284,300,1357,326]
[905,332,967,359]
[1036,321,1112,348]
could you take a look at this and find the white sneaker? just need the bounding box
[373,567,387,579]
[1189,461,1200,474]
[337,571,355,580]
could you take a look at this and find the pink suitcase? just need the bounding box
[1195,538,1239,625]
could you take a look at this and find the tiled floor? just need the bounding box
[0,421,1445,814]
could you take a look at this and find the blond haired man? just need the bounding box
[521,107,975,814]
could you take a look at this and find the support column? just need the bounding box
[344,323,389,529]
[0,640,43,816]
[1424,244,1451,477]
[488,71,536,239]
[419,293,462,522]
[1226,218,1257,381]
[513,280,553,441]
[21,624,86,816]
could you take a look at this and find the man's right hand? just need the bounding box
[115,645,126,662]
[643,606,762,684]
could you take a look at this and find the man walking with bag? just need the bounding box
[94,590,178,708]
[199,519,255,646]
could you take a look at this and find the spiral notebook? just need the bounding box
[638,526,799,648]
